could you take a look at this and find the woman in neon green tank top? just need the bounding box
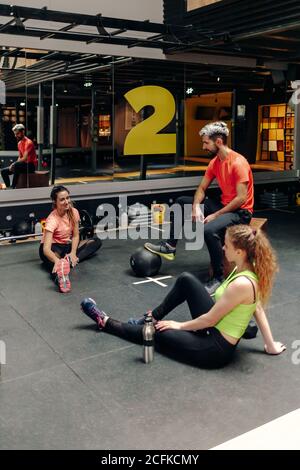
[81,225,286,368]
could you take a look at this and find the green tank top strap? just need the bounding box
[226,268,258,283]
[225,269,258,303]
[215,268,259,339]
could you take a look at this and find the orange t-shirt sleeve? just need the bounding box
[45,215,58,234]
[233,160,249,184]
[24,140,34,153]
[204,159,216,182]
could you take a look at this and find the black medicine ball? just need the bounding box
[130,247,162,277]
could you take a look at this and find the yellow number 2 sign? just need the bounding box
[124,85,176,155]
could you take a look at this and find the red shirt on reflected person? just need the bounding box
[18,136,38,166]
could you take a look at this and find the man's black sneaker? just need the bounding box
[144,241,176,261]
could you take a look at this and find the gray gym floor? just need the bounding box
[0,208,299,450]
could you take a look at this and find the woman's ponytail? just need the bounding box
[227,225,278,305]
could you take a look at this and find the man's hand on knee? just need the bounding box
[204,213,218,224]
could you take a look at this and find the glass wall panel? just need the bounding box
[0,47,115,191]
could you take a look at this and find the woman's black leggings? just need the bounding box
[39,236,102,272]
[104,272,237,369]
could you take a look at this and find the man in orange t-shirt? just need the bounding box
[1,123,37,189]
[145,121,254,294]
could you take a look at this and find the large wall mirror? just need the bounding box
[0,47,295,196]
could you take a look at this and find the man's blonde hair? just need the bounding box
[12,123,25,133]
[199,121,229,138]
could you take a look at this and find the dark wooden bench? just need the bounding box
[16,171,49,189]
[249,217,268,232]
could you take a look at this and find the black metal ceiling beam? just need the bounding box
[0,49,54,60]
[228,20,300,46]
[189,19,300,52]
[0,63,112,76]
[38,51,65,60]
[167,43,279,61]
[0,24,191,49]
[0,49,104,63]
[0,4,193,35]
[1,53,135,91]
[1,46,21,57]
[96,15,109,36]
[110,28,127,36]
[0,17,17,32]
[0,66,78,74]
[165,31,230,54]
[212,41,293,58]
[10,56,18,69]
[40,22,78,40]
[0,12,27,32]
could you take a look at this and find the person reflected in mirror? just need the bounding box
[1,124,37,189]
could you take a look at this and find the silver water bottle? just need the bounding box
[142,315,155,364]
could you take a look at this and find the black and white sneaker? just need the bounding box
[242,320,258,339]
[144,241,176,261]
[205,277,223,295]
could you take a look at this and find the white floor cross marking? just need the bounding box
[133,275,173,287]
